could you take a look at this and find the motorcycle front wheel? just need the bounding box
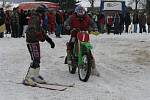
[78,54,91,82]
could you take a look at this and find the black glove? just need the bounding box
[45,35,55,48]
[50,41,55,48]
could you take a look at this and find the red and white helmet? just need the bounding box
[75,5,86,16]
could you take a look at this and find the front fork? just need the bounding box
[77,41,93,66]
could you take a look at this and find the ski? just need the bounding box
[9,81,73,91]
[43,82,75,87]
[15,82,67,91]
[24,83,67,91]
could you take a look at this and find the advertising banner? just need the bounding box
[104,2,122,10]
[12,0,34,3]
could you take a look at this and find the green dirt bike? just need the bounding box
[66,31,95,82]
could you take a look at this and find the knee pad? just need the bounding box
[66,42,71,50]
[66,42,74,51]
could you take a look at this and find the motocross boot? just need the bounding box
[66,42,73,65]
[91,57,100,77]
[91,67,100,77]
[67,49,72,65]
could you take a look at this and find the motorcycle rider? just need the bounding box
[23,5,55,86]
[64,5,100,76]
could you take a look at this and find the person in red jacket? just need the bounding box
[47,10,56,34]
[64,5,100,76]
[106,15,113,34]
[98,13,105,33]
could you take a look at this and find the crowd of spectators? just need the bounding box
[90,11,150,35]
[0,7,66,38]
[0,7,150,38]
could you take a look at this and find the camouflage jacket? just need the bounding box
[26,13,44,43]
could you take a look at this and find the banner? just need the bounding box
[12,0,34,3]
[104,2,122,11]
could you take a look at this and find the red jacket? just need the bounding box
[70,14,91,31]
[107,16,113,25]
[47,12,56,25]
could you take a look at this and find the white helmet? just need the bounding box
[75,5,86,16]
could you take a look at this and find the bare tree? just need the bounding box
[147,0,150,14]
[138,0,146,9]
[2,0,6,7]
[88,0,95,8]
[128,0,146,10]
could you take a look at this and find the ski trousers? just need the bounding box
[27,42,40,69]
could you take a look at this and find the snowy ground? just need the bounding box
[0,33,150,100]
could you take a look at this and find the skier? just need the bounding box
[23,6,55,86]
[64,5,100,76]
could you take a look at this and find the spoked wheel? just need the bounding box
[78,54,91,82]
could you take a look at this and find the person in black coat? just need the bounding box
[124,12,131,33]
[0,8,5,38]
[138,12,146,33]
[55,11,63,38]
[147,14,150,33]
[119,13,124,34]
[114,12,120,35]
[11,8,19,38]
[19,9,25,37]
[132,12,139,33]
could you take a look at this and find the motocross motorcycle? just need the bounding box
[66,30,95,82]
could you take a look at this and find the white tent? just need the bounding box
[76,0,100,7]
[5,3,19,11]
[0,1,19,11]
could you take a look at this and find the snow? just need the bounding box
[1,33,150,100]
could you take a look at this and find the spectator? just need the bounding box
[0,8,5,38]
[124,12,131,33]
[119,13,124,34]
[92,12,98,23]
[5,10,11,35]
[22,10,30,37]
[98,13,105,33]
[59,10,65,35]
[55,11,63,38]
[47,10,56,34]
[114,12,120,35]
[19,9,25,37]
[11,8,19,38]
[132,11,139,33]
[139,12,146,33]
[147,14,150,33]
[106,15,113,34]
[43,11,49,33]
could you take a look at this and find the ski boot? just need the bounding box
[23,67,46,86]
